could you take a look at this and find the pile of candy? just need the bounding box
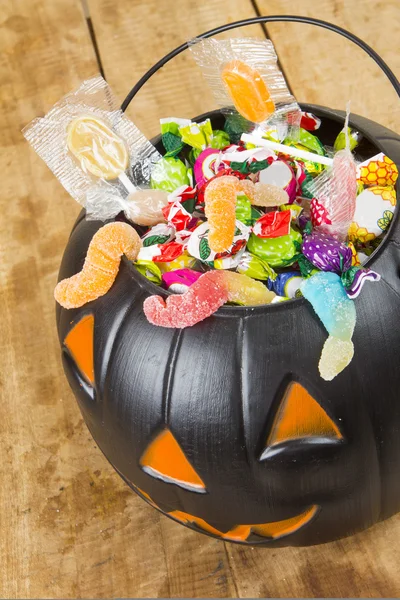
[24,37,398,381]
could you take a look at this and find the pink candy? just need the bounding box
[143,271,228,328]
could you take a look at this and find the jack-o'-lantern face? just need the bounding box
[58,107,400,546]
[61,311,357,545]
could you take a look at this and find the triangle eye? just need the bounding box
[64,314,95,385]
[261,382,343,460]
[140,428,207,493]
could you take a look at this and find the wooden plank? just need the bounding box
[0,0,170,598]
[82,4,264,598]
[86,0,265,138]
[224,4,400,595]
[254,0,400,131]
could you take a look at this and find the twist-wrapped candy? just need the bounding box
[302,231,352,273]
[162,269,202,294]
[162,200,192,232]
[151,157,190,192]
[357,152,398,187]
[237,251,276,280]
[253,211,291,239]
[138,241,184,263]
[258,160,296,203]
[194,148,223,188]
[141,223,175,247]
[299,112,321,131]
[334,127,361,152]
[247,227,302,267]
[267,271,304,298]
[187,219,250,264]
[348,187,396,243]
[134,260,162,284]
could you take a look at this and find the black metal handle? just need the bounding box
[121,15,400,112]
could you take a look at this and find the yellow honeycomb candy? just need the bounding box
[348,222,376,244]
[347,242,361,266]
[358,153,398,188]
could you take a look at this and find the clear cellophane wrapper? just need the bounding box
[23,75,161,220]
[189,37,301,141]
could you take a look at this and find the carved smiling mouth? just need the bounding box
[167,505,319,542]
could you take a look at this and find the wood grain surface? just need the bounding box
[0,0,399,597]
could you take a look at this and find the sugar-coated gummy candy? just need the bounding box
[55,222,141,309]
[221,60,275,123]
[258,161,296,203]
[319,336,354,382]
[301,272,356,380]
[239,179,289,207]
[204,175,239,252]
[67,115,129,180]
[143,271,228,328]
[300,272,356,341]
[222,271,275,305]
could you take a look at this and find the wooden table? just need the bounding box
[1,1,399,597]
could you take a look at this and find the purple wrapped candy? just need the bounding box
[344,268,381,299]
[162,269,202,294]
[302,231,352,273]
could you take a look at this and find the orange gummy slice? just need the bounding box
[67,115,129,180]
[204,175,239,253]
[221,60,275,123]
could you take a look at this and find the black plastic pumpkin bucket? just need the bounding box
[57,16,400,547]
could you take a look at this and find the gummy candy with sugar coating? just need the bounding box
[55,222,141,309]
[222,271,275,305]
[143,271,228,328]
[301,272,356,380]
[301,272,356,340]
[204,175,239,252]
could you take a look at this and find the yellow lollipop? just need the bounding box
[67,115,129,181]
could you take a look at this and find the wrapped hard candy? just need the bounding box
[348,186,396,244]
[302,231,352,273]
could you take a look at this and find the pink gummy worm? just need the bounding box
[143,271,228,328]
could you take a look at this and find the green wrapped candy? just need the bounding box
[150,157,190,192]
[134,260,162,285]
[160,117,190,157]
[247,228,302,267]
[235,194,263,226]
[179,119,213,150]
[237,251,276,281]
[210,129,230,149]
[297,128,326,156]
[334,127,360,151]
[235,194,252,225]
